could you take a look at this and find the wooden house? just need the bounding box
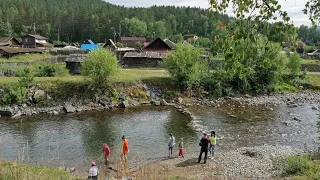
[143,38,173,52]
[0,37,22,47]
[22,34,53,48]
[120,37,146,48]
[123,38,173,67]
[0,47,43,58]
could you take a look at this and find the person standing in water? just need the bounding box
[121,135,129,162]
[209,131,216,160]
[168,133,175,158]
[87,161,99,179]
[102,144,110,164]
[198,133,210,164]
[178,138,184,158]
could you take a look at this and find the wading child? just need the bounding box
[102,144,110,164]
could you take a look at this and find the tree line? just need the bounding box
[0,0,230,44]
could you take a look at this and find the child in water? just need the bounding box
[102,144,110,164]
[178,138,184,158]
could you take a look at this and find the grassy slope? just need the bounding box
[302,58,320,65]
[307,73,320,87]
[0,69,171,86]
[0,53,52,63]
[0,161,82,180]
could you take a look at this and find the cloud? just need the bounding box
[104,0,311,26]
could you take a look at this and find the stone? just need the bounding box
[293,117,302,122]
[99,99,110,107]
[281,121,289,126]
[244,94,252,98]
[160,99,169,106]
[312,106,319,111]
[33,90,45,101]
[130,99,140,106]
[178,97,183,104]
[119,92,126,101]
[52,111,59,115]
[151,100,161,106]
[0,108,14,117]
[22,103,27,108]
[146,90,151,97]
[64,104,76,113]
[12,111,22,118]
[118,100,130,108]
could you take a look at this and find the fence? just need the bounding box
[0,56,68,76]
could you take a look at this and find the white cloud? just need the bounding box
[104,0,311,26]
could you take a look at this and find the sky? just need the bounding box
[105,0,310,26]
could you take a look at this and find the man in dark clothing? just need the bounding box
[198,133,210,164]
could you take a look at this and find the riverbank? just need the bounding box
[0,161,81,180]
[116,145,302,179]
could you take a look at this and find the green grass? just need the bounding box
[0,68,171,86]
[307,74,320,87]
[282,155,320,179]
[302,58,320,65]
[0,53,52,63]
[0,161,82,180]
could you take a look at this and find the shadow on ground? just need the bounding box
[175,158,199,167]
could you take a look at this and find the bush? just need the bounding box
[283,156,312,176]
[2,83,27,105]
[164,45,208,90]
[34,62,69,77]
[82,48,118,88]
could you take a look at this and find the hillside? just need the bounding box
[0,0,230,43]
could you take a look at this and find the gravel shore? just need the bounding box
[135,145,302,179]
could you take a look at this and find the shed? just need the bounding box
[123,51,167,67]
[143,38,173,52]
[65,54,87,74]
[0,37,22,47]
[120,37,146,48]
[80,40,99,50]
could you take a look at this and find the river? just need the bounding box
[0,103,319,172]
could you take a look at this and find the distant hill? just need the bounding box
[0,0,230,43]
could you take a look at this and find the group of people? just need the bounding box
[88,135,129,179]
[87,131,216,179]
[168,131,217,164]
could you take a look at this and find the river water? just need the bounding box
[0,103,319,171]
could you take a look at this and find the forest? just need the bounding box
[0,0,230,44]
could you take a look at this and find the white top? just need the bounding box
[88,166,99,176]
[168,136,175,147]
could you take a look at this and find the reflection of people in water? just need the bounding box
[87,161,99,179]
[102,144,110,164]
[121,135,129,162]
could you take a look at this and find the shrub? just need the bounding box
[2,83,27,105]
[164,45,208,90]
[34,62,69,77]
[81,48,118,87]
[283,156,312,176]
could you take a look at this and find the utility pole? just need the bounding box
[33,23,36,35]
[153,32,155,40]
[57,29,60,44]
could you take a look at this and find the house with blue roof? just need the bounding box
[80,40,99,50]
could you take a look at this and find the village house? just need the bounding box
[123,37,173,67]
[120,37,146,48]
[22,34,53,48]
[0,46,43,58]
[0,37,22,47]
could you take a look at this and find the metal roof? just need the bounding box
[0,37,12,44]
[25,34,48,40]
[120,37,146,41]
